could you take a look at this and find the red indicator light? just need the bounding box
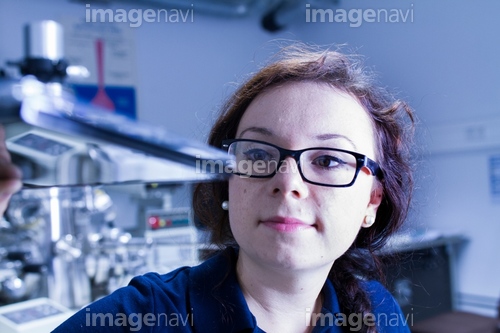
[148,216,160,229]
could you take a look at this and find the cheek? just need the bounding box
[319,196,366,257]
[317,186,371,229]
[227,179,252,224]
[228,179,246,207]
[227,179,257,246]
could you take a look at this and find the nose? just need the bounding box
[270,157,309,198]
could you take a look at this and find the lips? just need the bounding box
[260,216,316,232]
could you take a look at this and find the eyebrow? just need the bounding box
[238,126,274,138]
[315,133,357,150]
[238,126,357,149]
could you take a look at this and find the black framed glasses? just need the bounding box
[222,139,383,187]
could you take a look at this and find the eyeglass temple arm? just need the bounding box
[364,158,384,180]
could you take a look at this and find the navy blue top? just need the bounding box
[52,248,410,332]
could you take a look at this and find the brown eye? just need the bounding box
[312,155,345,169]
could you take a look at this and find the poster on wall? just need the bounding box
[61,17,137,119]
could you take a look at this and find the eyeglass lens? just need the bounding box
[228,141,359,186]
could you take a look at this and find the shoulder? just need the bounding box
[52,250,235,332]
[361,280,411,332]
[130,246,234,289]
[120,249,235,310]
[130,265,192,294]
[52,267,195,332]
[125,266,192,306]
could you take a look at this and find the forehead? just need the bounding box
[236,81,377,156]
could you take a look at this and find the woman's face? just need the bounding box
[228,81,382,272]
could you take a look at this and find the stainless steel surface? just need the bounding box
[0,186,153,309]
[1,19,232,187]
[0,183,205,309]
[6,76,233,187]
[25,21,64,61]
[1,76,232,186]
[0,19,225,310]
[0,189,48,305]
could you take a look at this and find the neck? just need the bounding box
[236,251,333,333]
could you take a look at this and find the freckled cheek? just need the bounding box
[228,180,253,214]
[227,182,256,239]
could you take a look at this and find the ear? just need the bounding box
[361,184,383,228]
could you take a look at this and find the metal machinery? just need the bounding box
[0,20,231,331]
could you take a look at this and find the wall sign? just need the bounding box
[61,16,138,119]
[489,154,500,201]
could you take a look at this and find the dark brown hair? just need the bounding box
[193,43,415,332]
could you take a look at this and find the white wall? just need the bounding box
[298,0,500,124]
[1,0,499,315]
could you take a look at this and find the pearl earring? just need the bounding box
[364,215,375,227]
[221,201,229,211]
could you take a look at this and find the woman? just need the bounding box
[192,44,414,332]
[1,44,414,332]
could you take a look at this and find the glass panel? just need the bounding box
[301,149,357,186]
[229,141,279,176]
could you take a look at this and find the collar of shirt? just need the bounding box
[188,247,344,333]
